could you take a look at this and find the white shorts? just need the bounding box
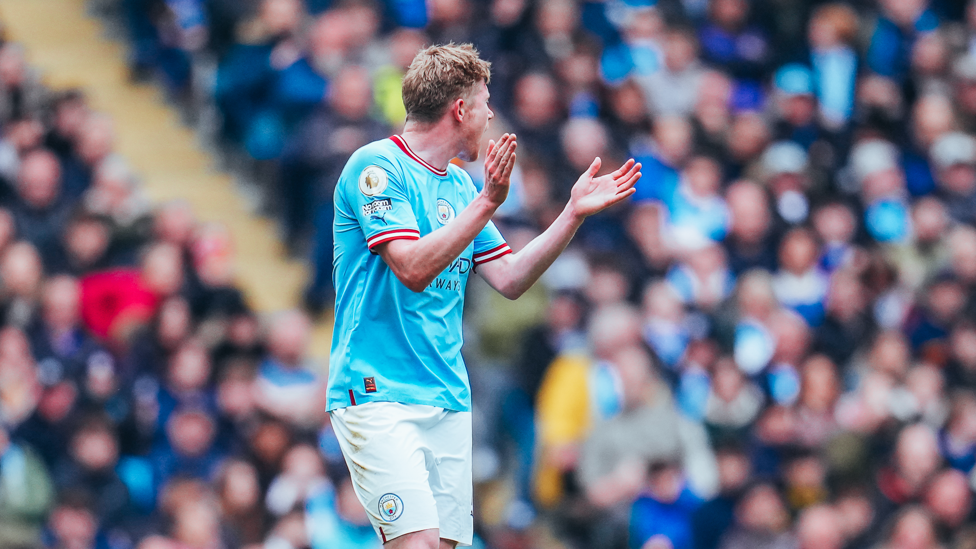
[330,402,474,546]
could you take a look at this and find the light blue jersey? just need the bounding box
[327,136,511,412]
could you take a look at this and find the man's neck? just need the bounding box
[400,118,462,171]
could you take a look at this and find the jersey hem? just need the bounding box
[326,392,471,413]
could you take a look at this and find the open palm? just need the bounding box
[569,158,642,218]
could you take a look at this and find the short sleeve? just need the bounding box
[472,220,511,267]
[344,159,421,252]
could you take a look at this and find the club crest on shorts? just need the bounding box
[359,166,389,196]
[378,493,404,521]
[436,199,455,225]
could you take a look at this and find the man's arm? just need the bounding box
[477,157,641,299]
[374,135,517,292]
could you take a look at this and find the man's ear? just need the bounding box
[451,97,466,123]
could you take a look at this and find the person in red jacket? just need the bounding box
[79,242,183,343]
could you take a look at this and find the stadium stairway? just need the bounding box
[1,0,333,362]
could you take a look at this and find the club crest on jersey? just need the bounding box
[436,199,456,225]
[359,166,389,196]
[378,493,404,521]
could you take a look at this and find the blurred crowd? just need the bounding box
[0,18,377,549]
[6,0,976,548]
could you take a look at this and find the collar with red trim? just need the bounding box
[390,135,449,177]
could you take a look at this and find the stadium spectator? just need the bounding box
[43,490,105,549]
[54,415,131,530]
[253,309,324,429]
[691,444,751,549]
[0,423,54,547]
[0,43,47,123]
[43,89,88,166]
[703,356,764,440]
[773,227,829,326]
[13,150,71,267]
[718,481,794,549]
[867,0,939,82]
[79,242,182,343]
[151,408,225,494]
[579,345,716,505]
[82,157,153,266]
[50,214,112,276]
[807,4,859,129]
[724,179,777,275]
[28,275,110,399]
[13,379,79,471]
[922,468,972,535]
[186,223,246,320]
[641,281,691,370]
[628,460,704,549]
[698,0,771,84]
[638,27,706,117]
[0,242,44,329]
[771,64,824,150]
[61,114,115,200]
[306,474,380,549]
[214,458,267,546]
[534,303,643,507]
[510,71,564,174]
[794,504,844,549]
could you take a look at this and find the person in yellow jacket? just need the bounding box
[533,303,645,508]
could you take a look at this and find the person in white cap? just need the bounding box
[847,138,912,243]
[760,141,811,227]
[953,54,976,129]
[931,131,976,225]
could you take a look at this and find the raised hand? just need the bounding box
[482,133,517,207]
[569,158,641,219]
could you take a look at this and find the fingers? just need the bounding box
[612,158,636,178]
[597,184,638,213]
[488,134,514,172]
[484,135,518,201]
[626,171,642,189]
[500,134,517,162]
[615,161,641,188]
[487,137,504,168]
[621,187,637,199]
[606,186,637,208]
[587,157,602,177]
[501,150,517,182]
[498,146,517,185]
[615,160,639,179]
[616,187,637,199]
[495,136,516,179]
[617,171,641,195]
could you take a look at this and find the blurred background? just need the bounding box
[1,0,976,548]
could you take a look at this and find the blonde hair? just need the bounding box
[401,43,491,124]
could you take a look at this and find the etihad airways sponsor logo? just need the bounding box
[428,277,463,291]
[427,257,471,292]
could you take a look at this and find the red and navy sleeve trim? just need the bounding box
[367,228,421,251]
[473,243,512,265]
